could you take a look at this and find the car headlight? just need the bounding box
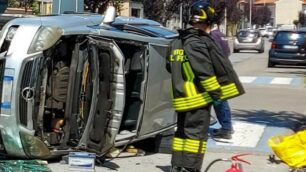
[20,132,50,158]
[28,26,63,54]
[5,26,19,41]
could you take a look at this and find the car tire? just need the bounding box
[268,61,275,67]
[233,49,239,53]
[258,48,264,53]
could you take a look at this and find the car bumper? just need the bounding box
[234,41,263,50]
[269,51,306,65]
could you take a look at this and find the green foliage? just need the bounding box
[31,0,39,15]
[84,0,124,14]
[8,0,18,8]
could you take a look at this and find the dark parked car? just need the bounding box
[233,29,265,53]
[268,30,306,67]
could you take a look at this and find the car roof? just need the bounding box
[276,29,306,33]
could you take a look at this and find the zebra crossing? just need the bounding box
[239,76,304,86]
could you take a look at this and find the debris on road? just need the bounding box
[0,160,51,172]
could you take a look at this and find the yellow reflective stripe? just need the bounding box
[172,138,206,154]
[173,97,212,106]
[172,93,213,111]
[182,62,197,96]
[182,63,191,81]
[184,62,195,80]
[185,139,200,144]
[200,9,207,20]
[220,83,239,100]
[184,82,197,97]
[173,137,184,142]
[173,92,212,103]
[201,76,221,91]
[174,102,208,111]
[172,137,184,151]
[184,147,199,153]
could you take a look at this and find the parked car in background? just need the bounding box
[0,7,177,159]
[268,30,306,67]
[233,29,265,53]
[259,28,268,37]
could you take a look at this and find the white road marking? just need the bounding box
[216,121,266,147]
[270,77,293,85]
[239,76,257,83]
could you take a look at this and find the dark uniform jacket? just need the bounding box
[169,28,245,112]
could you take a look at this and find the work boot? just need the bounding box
[170,166,182,172]
[212,128,233,139]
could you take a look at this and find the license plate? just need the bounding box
[283,45,298,49]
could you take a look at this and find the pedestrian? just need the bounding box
[210,24,234,139]
[168,1,245,172]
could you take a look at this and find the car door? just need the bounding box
[137,44,176,137]
[76,36,126,154]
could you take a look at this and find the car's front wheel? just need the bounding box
[268,60,275,67]
[233,49,239,53]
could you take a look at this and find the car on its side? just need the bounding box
[0,7,177,159]
[268,30,306,67]
[233,29,265,53]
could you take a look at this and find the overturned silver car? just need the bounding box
[0,7,177,158]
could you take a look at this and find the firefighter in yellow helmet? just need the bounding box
[169,1,245,172]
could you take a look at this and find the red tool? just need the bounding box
[226,154,251,172]
[204,153,251,172]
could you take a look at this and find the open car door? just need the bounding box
[137,44,176,137]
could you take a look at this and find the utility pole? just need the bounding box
[76,0,78,12]
[179,3,183,29]
[58,0,62,14]
[224,6,227,35]
[249,0,252,28]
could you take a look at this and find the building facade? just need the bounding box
[38,0,52,15]
[254,0,306,27]
[120,0,144,18]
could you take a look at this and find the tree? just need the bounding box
[244,4,272,27]
[84,0,124,14]
[298,11,305,27]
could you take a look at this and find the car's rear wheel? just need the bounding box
[268,60,275,67]
[258,47,264,53]
[233,49,239,53]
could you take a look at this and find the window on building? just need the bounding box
[131,8,141,17]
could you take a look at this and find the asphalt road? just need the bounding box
[48,38,306,172]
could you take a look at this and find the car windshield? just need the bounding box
[275,32,306,43]
[238,31,259,38]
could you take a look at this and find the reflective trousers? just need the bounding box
[171,105,211,170]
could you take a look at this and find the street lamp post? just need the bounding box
[249,0,252,28]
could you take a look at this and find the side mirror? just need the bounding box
[101,6,116,26]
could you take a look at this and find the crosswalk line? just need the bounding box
[270,77,293,85]
[239,76,257,83]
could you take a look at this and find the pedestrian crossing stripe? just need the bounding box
[239,76,302,86]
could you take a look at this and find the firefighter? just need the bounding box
[169,1,245,172]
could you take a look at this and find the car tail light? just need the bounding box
[271,41,277,49]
